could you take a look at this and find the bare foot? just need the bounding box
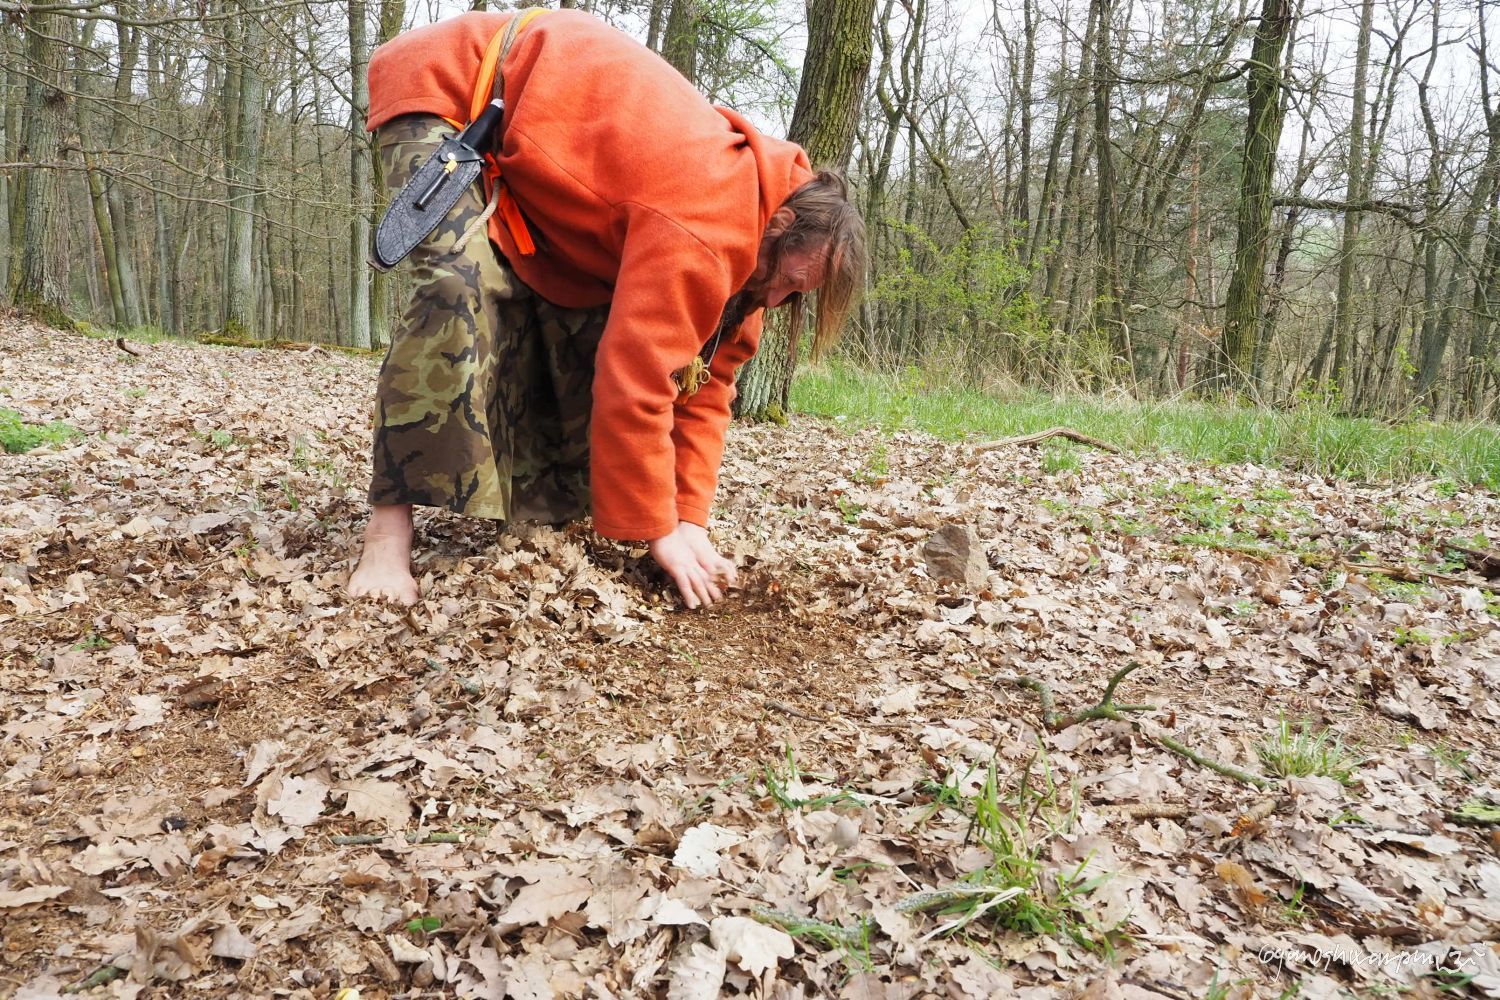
[349,504,420,605]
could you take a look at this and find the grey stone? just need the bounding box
[922,524,987,589]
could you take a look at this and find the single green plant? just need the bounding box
[1280,882,1313,924]
[1432,479,1460,499]
[835,495,865,525]
[124,387,149,399]
[854,442,890,484]
[71,632,113,652]
[1429,741,1475,780]
[1392,626,1437,647]
[405,915,441,936]
[1202,971,1254,1000]
[0,408,82,454]
[1256,715,1365,786]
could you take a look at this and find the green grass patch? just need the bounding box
[761,747,867,811]
[903,756,1123,956]
[0,407,82,454]
[1256,715,1365,786]
[791,361,1500,487]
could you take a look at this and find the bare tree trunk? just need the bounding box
[13,11,72,323]
[1090,0,1128,382]
[1333,0,1375,394]
[1211,0,1294,391]
[0,35,13,295]
[349,0,372,349]
[225,12,267,337]
[662,0,699,86]
[370,0,407,350]
[107,21,144,328]
[1413,1,1447,407]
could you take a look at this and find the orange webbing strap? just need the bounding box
[467,9,547,256]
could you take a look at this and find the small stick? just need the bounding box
[766,699,826,723]
[330,831,468,846]
[974,426,1122,455]
[1096,803,1192,820]
[1340,560,1500,595]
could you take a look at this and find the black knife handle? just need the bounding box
[460,99,507,152]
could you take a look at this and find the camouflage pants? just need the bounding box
[369,114,606,523]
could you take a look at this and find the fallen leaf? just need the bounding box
[709,915,795,979]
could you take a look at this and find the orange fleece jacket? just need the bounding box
[367,10,813,540]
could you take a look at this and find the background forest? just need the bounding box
[4,0,1499,423]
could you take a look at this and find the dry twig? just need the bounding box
[974,426,1122,454]
[997,662,1273,789]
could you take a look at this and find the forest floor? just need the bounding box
[2,313,1499,1000]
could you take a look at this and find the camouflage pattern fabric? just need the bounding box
[369,114,605,523]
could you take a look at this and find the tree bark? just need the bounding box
[1211,0,1294,392]
[370,0,406,350]
[12,11,72,322]
[662,0,699,86]
[349,0,372,349]
[1090,0,1128,382]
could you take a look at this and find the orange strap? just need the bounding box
[467,9,547,256]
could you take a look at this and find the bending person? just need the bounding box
[349,8,866,609]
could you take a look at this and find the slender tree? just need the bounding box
[12,11,72,323]
[349,0,372,349]
[735,0,877,420]
[1211,0,1295,392]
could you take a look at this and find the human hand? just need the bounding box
[648,522,738,609]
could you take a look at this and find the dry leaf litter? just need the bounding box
[2,315,1498,999]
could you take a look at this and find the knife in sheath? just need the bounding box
[370,99,507,271]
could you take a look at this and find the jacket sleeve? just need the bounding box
[588,202,738,540]
[669,311,761,526]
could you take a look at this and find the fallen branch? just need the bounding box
[975,426,1122,455]
[1340,559,1500,595]
[114,336,143,357]
[1442,538,1500,579]
[997,662,1273,789]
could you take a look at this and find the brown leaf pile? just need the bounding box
[2,315,1498,998]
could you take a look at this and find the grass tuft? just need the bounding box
[904,756,1123,956]
[1256,715,1365,786]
